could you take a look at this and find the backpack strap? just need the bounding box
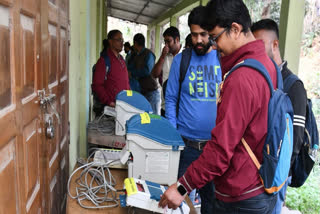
[283,74,300,93]
[226,59,280,171]
[176,48,192,116]
[179,48,192,86]
[102,54,111,74]
[226,59,276,95]
[271,58,283,90]
[241,138,261,170]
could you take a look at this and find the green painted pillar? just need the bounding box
[279,0,305,75]
[102,0,108,39]
[147,28,151,49]
[201,0,209,6]
[69,0,82,172]
[155,25,161,59]
[96,0,102,59]
[78,0,91,158]
[170,16,177,27]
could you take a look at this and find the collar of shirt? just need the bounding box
[279,60,286,71]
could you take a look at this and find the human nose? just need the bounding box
[196,35,203,43]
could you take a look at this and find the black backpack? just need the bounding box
[283,73,319,187]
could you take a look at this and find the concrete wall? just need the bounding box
[69,0,106,171]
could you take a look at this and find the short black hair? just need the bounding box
[163,26,180,40]
[203,0,252,33]
[104,30,121,50]
[124,42,131,48]
[107,29,121,40]
[251,19,279,39]
[188,6,207,28]
[133,33,145,47]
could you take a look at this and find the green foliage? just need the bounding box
[286,162,320,214]
[243,0,281,23]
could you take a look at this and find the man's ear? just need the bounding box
[272,39,279,50]
[230,22,243,38]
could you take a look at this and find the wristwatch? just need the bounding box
[176,181,187,196]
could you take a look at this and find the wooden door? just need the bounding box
[0,0,43,213]
[42,0,70,213]
[0,0,69,213]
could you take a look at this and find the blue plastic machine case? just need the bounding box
[126,114,185,151]
[116,90,153,113]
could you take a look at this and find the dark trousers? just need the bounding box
[178,145,215,214]
[214,192,278,214]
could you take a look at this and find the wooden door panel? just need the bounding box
[23,119,40,200]
[0,139,18,214]
[19,2,42,213]
[49,170,60,214]
[20,12,40,128]
[22,0,38,15]
[60,95,67,141]
[60,28,67,82]
[0,114,16,148]
[20,14,36,98]
[48,2,58,24]
[26,192,41,214]
[48,23,58,86]
[0,25,11,110]
[0,4,19,214]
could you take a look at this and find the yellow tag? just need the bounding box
[140,112,151,124]
[124,178,138,196]
[127,90,133,96]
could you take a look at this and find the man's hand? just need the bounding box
[161,44,169,58]
[158,183,185,209]
[109,102,115,107]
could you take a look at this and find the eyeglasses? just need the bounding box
[112,38,124,43]
[209,28,227,47]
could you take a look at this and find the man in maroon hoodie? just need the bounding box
[91,30,130,117]
[159,0,278,213]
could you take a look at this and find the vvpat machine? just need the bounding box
[120,113,185,185]
[115,90,153,136]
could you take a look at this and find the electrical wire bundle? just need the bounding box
[87,114,115,135]
[67,149,123,209]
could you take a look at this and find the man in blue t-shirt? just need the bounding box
[165,6,222,214]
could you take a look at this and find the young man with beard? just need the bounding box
[165,6,222,213]
[160,1,278,213]
[152,26,182,116]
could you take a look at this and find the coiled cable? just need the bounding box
[67,149,121,209]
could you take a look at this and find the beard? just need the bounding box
[193,42,211,56]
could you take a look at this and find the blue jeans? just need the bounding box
[178,145,215,214]
[272,176,292,214]
[144,88,161,115]
[214,192,278,214]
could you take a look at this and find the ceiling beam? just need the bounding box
[150,0,173,8]
[109,15,149,25]
[135,0,152,22]
[110,6,157,19]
